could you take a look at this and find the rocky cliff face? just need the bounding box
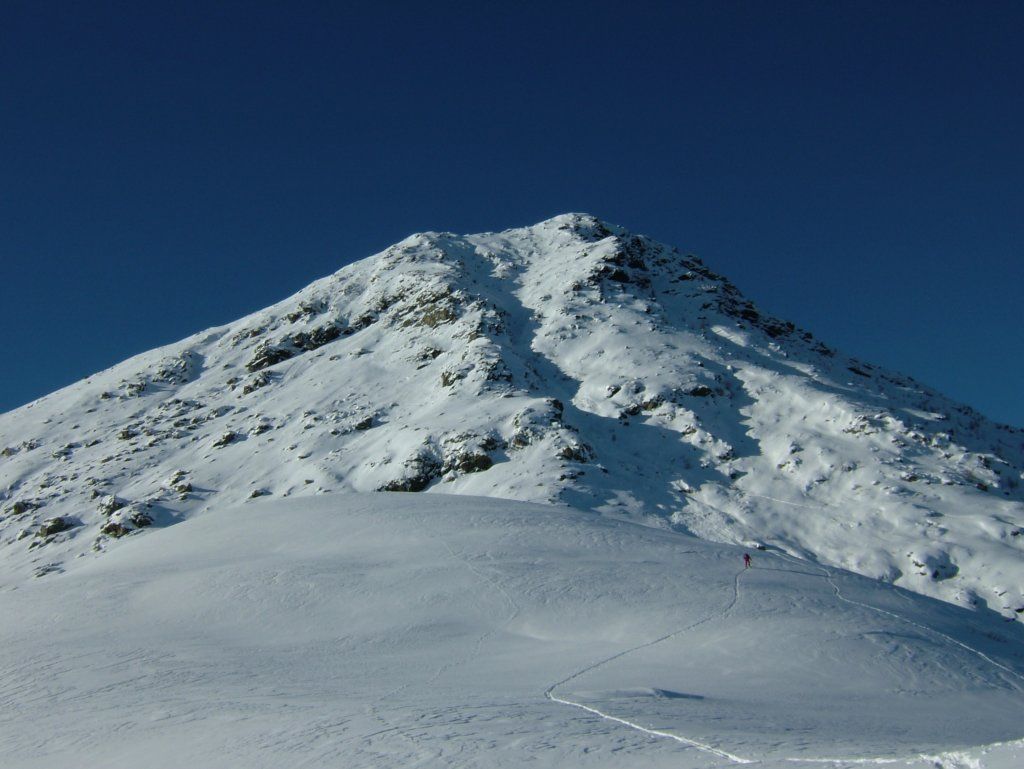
[2,214,1022,619]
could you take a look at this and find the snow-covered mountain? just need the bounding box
[2,213,1022,621]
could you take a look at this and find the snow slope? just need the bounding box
[1,214,1022,622]
[1,494,1021,769]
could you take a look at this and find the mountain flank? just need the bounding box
[1,213,1022,621]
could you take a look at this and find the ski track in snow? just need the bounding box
[771,552,1024,689]
[768,549,1024,767]
[741,492,831,512]
[544,567,752,764]
[545,549,1024,768]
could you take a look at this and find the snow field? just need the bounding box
[1,494,1021,768]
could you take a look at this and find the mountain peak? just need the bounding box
[389,213,617,257]
[1,217,1022,624]
[524,211,617,235]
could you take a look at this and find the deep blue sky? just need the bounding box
[2,1,1022,425]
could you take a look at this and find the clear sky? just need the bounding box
[2,1,1022,426]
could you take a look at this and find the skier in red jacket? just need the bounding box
[743,553,752,569]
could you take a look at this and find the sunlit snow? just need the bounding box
[1,495,1022,768]
[2,214,1023,766]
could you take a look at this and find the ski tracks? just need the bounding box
[304,518,1022,768]
[544,566,753,764]
[545,551,1024,768]
[769,551,1024,767]
[772,552,1024,689]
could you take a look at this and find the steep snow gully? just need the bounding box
[545,551,1024,766]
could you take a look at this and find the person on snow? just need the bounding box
[743,553,752,569]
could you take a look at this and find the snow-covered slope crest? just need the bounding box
[1,213,1022,619]
[1,494,1022,769]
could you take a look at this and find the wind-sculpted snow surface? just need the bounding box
[1,214,1022,622]
[0,495,1022,768]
